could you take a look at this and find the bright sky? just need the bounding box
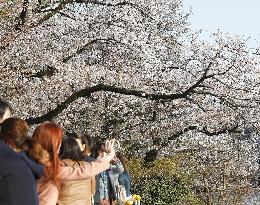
[183,0,260,47]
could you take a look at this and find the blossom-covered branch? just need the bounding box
[25,83,186,124]
[62,38,128,63]
[34,0,151,27]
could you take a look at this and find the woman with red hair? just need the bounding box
[31,121,115,205]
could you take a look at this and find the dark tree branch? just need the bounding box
[201,124,240,136]
[34,1,67,27]
[25,54,255,125]
[25,48,255,125]
[15,0,29,29]
[25,83,188,124]
[193,90,256,109]
[23,65,58,79]
[85,0,152,19]
[62,38,126,63]
[186,96,207,112]
[168,124,240,141]
[183,61,215,95]
[168,125,198,140]
[20,0,29,25]
[33,0,152,27]
[58,11,77,20]
[212,76,251,93]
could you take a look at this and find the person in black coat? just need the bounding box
[0,117,44,205]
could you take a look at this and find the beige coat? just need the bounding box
[37,156,110,205]
[58,159,96,205]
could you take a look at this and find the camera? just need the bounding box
[102,139,120,153]
[114,139,120,152]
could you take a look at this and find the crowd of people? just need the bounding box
[0,98,132,205]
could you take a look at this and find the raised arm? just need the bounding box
[60,139,115,181]
[59,157,110,180]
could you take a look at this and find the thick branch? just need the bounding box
[17,0,29,28]
[201,124,239,136]
[20,11,27,27]
[25,83,186,124]
[168,124,240,140]
[168,125,198,140]
[25,56,251,125]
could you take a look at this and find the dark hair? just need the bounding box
[59,137,84,161]
[66,131,84,141]
[0,98,12,120]
[116,152,128,171]
[0,117,28,150]
[83,133,94,151]
[93,142,106,158]
[66,131,94,154]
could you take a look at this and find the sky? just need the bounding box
[182,0,260,47]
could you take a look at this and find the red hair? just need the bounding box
[32,122,63,190]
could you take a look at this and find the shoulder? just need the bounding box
[60,159,84,167]
[0,140,16,154]
[18,150,28,158]
[19,151,44,179]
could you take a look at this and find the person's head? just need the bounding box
[32,121,63,189]
[82,133,94,156]
[0,98,12,123]
[95,142,107,157]
[66,132,86,152]
[32,122,63,155]
[59,137,84,162]
[116,152,128,169]
[0,117,28,150]
[67,132,94,156]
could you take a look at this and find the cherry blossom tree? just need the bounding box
[1,0,260,203]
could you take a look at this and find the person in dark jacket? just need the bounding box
[0,117,44,205]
